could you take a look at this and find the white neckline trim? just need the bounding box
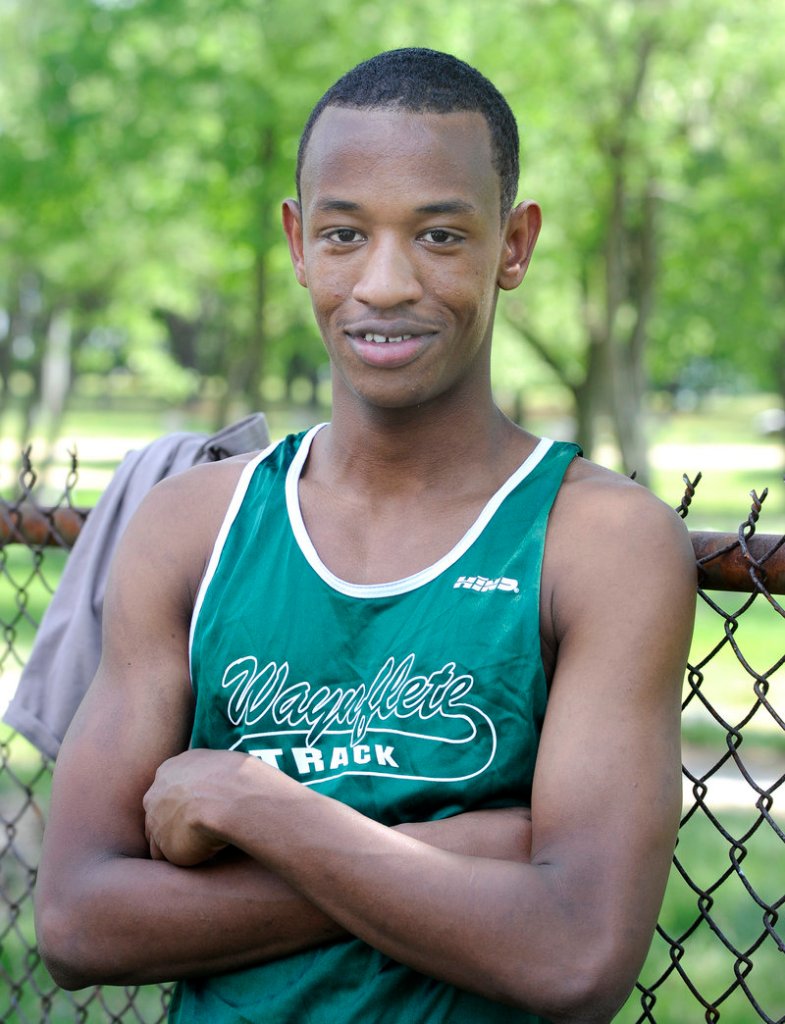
[286,425,554,599]
[189,438,280,669]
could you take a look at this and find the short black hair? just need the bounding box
[296,48,520,221]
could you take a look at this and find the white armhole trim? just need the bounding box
[287,433,555,599]
[188,439,282,679]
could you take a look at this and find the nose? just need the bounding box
[352,236,424,308]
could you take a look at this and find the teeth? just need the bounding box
[362,333,413,344]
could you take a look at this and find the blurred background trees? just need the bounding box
[1,0,783,482]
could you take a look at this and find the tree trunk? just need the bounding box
[14,274,48,450]
[238,125,277,414]
[40,308,73,449]
[776,339,785,464]
[610,341,650,483]
[607,182,657,486]
[0,293,18,438]
[573,335,611,460]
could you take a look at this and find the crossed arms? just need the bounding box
[35,459,696,1024]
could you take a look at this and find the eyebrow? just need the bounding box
[414,200,478,216]
[314,199,362,213]
[313,198,478,216]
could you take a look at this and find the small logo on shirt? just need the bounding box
[453,575,519,594]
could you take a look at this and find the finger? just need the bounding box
[149,836,165,861]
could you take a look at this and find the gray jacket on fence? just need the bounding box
[3,413,270,760]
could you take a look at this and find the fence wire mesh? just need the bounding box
[1,451,783,1024]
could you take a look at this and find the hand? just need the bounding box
[143,748,250,866]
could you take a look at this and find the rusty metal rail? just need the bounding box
[692,531,785,594]
[4,502,785,594]
[0,502,91,549]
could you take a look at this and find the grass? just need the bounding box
[0,548,69,713]
[3,388,784,527]
[617,811,784,1024]
[648,395,785,535]
[0,727,173,1024]
[686,594,785,724]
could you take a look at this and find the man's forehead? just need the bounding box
[299,106,500,214]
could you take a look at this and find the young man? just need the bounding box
[35,49,696,1024]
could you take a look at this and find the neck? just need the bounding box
[314,381,529,497]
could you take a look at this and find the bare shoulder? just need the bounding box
[549,454,695,566]
[543,455,697,645]
[141,449,257,519]
[113,451,259,601]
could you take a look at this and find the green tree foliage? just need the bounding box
[486,0,785,480]
[651,3,785,409]
[1,0,782,466]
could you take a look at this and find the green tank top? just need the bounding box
[172,425,579,1024]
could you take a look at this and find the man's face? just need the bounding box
[284,106,537,412]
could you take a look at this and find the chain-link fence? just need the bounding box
[1,451,783,1024]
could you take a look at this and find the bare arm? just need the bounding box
[36,468,337,987]
[144,474,696,1024]
[34,466,533,989]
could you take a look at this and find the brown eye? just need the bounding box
[422,229,459,244]
[328,228,362,243]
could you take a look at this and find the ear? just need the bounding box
[497,200,542,291]
[282,199,308,288]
